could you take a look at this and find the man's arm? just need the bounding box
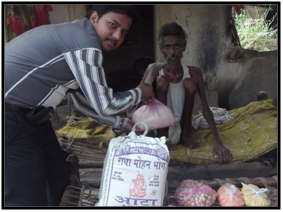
[189,66,232,164]
[70,90,129,128]
[64,48,142,117]
[141,63,166,85]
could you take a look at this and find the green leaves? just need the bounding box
[234,6,277,52]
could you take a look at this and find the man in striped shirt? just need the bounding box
[4,5,153,206]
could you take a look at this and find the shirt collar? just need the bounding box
[72,18,101,45]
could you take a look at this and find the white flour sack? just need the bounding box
[95,122,170,206]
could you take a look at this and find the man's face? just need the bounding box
[90,11,132,52]
[160,35,186,66]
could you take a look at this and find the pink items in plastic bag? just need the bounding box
[175,180,217,206]
[132,99,174,131]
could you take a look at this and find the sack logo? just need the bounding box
[129,172,147,198]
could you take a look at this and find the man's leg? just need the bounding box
[42,120,70,206]
[156,75,173,149]
[180,78,199,149]
[5,110,48,206]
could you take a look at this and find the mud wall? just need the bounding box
[154,4,278,111]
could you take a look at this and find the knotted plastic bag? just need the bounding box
[174,180,217,206]
[217,183,244,206]
[132,99,174,131]
[241,183,271,206]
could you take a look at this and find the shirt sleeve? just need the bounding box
[70,91,127,128]
[64,48,141,127]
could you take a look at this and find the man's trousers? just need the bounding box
[5,108,70,206]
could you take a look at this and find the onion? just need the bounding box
[174,180,217,207]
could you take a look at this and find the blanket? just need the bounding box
[56,116,116,145]
[56,99,277,165]
[169,99,277,164]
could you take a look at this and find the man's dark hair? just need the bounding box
[86,5,140,26]
[158,22,188,48]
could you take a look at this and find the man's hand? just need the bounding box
[123,119,135,132]
[137,83,153,102]
[123,119,146,133]
[212,139,233,164]
[142,92,155,105]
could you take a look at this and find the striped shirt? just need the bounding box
[4,18,141,128]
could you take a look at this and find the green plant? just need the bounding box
[234,6,277,52]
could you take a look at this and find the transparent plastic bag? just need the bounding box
[217,183,244,206]
[132,99,174,131]
[241,183,271,206]
[174,180,217,206]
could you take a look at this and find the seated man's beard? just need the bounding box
[167,55,180,65]
[168,60,179,65]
